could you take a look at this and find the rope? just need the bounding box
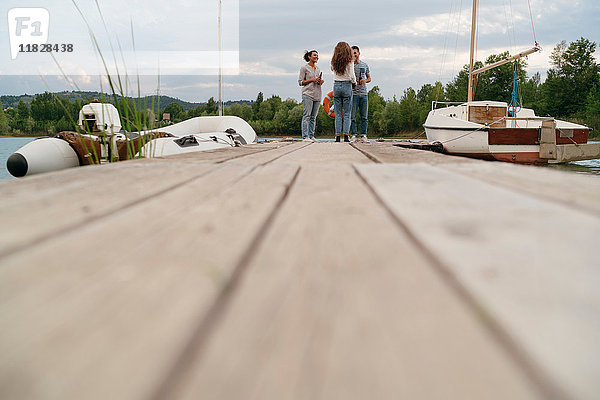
[475,0,479,70]
[451,0,463,85]
[507,60,521,127]
[437,0,463,102]
[438,1,455,82]
[439,115,508,144]
[527,0,539,46]
[410,130,427,140]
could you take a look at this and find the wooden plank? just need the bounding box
[488,128,539,145]
[487,128,588,146]
[0,142,298,258]
[556,129,587,145]
[356,163,600,400]
[443,161,600,217]
[0,159,216,257]
[351,142,479,164]
[167,164,541,400]
[162,141,294,163]
[469,105,506,127]
[0,162,299,400]
[273,140,373,164]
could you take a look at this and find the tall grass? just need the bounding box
[44,0,163,164]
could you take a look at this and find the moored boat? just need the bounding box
[424,0,599,164]
[6,102,257,177]
[424,100,599,163]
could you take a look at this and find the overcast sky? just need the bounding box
[1,0,598,103]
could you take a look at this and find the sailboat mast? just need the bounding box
[218,0,224,116]
[467,0,477,102]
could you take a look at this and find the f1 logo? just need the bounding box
[8,8,49,60]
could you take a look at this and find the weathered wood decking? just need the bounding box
[1,141,599,400]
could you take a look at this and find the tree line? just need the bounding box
[1,37,598,138]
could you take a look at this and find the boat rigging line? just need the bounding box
[437,0,464,102]
[438,115,507,144]
[527,0,539,47]
[507,61,521,127]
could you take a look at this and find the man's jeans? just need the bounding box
[351,94,368,135]
[302,95,320,138]
[333,81,353,135]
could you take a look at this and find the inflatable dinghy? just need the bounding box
[7,102,257,177]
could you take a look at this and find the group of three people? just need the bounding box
[298,41,371,142]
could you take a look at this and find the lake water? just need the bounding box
[0,137,599,181]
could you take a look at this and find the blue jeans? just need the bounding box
[333,81,353,135]
[351,94,368,135]
[301,95,320,138]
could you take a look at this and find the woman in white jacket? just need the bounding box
[331,42,356,142]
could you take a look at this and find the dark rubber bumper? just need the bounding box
[7,153,28,177]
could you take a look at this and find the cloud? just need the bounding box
[0,0,597,102]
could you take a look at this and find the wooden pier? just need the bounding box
[1,141,599,400]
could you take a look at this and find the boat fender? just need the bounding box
[6,153,28,177]
[431,141,445,153]
[322,91,335,118]
[174,135,199,148]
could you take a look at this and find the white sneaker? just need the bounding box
[302,137,312,142]
[350,135,357,142]
[360,135,369,143]
[310,137,318,142]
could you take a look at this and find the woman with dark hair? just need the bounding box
[298,50,324,141]
[331,42,356,142]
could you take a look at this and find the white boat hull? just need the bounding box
[424,101,597,163]
[137,115,257,158]
[6,102,258,177]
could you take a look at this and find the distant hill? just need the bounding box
[1,91,253,112]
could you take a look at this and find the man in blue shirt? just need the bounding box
[350,46,371,142]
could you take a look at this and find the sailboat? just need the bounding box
[423,0,600,164]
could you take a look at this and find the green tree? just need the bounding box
[205,97,218,115]
[476,52,527,103]
[381,99,402,135]
[445,64,471,101]
[258,101,274,121]
[188,104,207,118]
[316,107,334,135]
[398,88,421,131]
[13,99,30,132]
[586,84,600,132]
[445,53,527,103]
[417,82,445,125]
[543,37,599,117]
[253,92,264,118]
[282,98,298,110]
[264,95,282,116]
[162,102,185,122]
[368,86,386,135]
[521,72,543,112]
[16,99,29,121]
[226,103,253,121]
[30,92,61,122]
[286,105,304,136]
[0,102,10,134]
